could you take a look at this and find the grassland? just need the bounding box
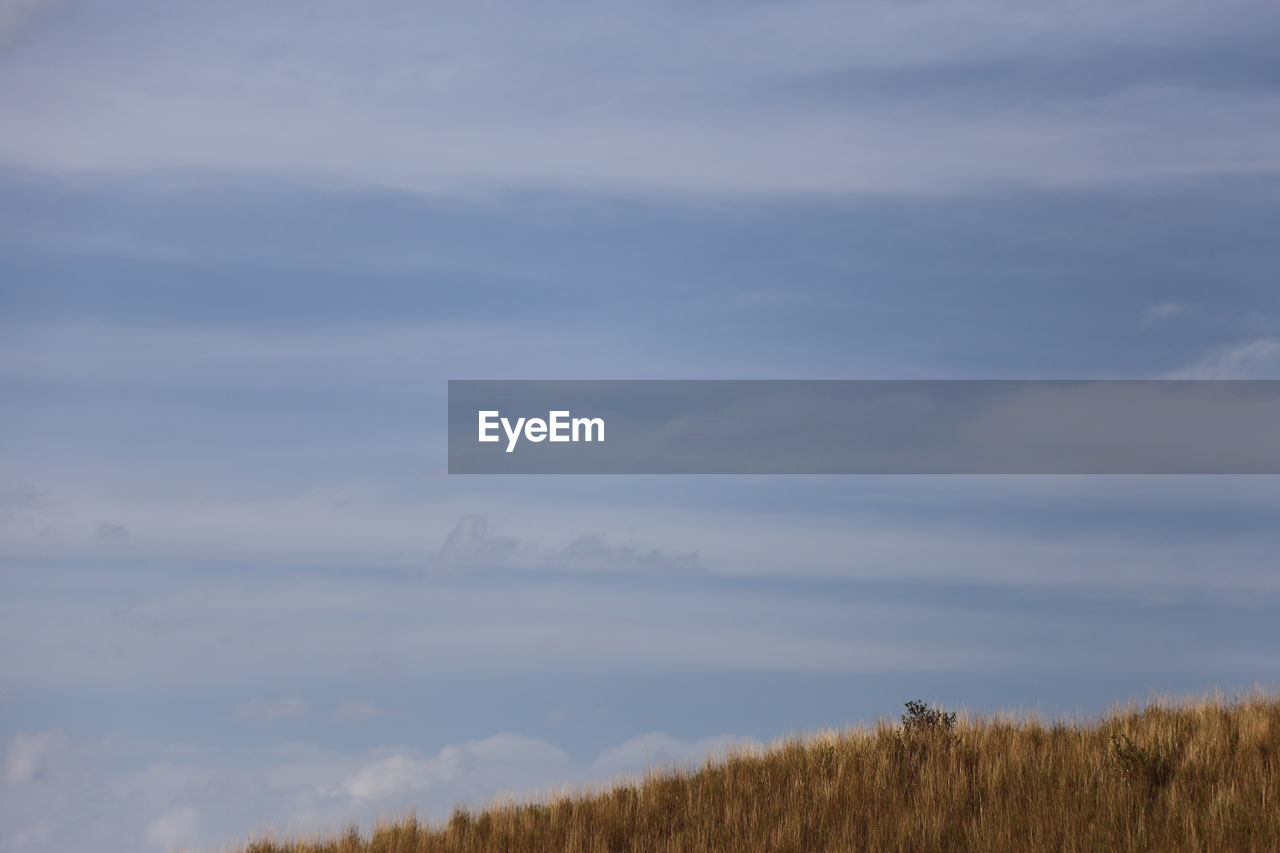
[241,692,1280,852]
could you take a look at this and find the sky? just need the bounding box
[3,0,1280,850]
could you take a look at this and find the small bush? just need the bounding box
[901,699,957,735]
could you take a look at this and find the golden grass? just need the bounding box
[241,692,1280,852]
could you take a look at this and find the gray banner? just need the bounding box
[447,380,1280,474]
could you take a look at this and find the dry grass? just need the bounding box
[240,692,1280,853]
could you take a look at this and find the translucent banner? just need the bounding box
[448,380,1280,474]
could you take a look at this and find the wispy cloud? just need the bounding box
[4,730,67,784]
[550,534,699,573]
[433,516,700,574]
[2,0,1278,193]
[1166,337,1280,378]
[336,733,571,803]
[590,733,759,778]
[334,701,383,721]
[236,697,307,723]
[435,516,519,572]
[1140,302,1194,330]
[144,805,199,851]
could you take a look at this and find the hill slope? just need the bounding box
[242,694,1280,853]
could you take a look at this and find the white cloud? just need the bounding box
[1167,337,1280,378]
[337,734,570,803]
[4,731,67,784]
[591,733,761,778]
[145,805,199,850]
[337,753,439,801]
[236,697,307,723]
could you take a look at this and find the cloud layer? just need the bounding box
[2,0,1280,193]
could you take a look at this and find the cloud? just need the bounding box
[434,519,699,574]
[552,534,699,573]
[6,476,1280,691]
[335,701,382,721]
[2,0,1278,193]
[590,733,761,777]
[327,731,762,818]
[236,697,307,723]
[336,734,571,803]
[0,484,53,532]
[1166,337,1280,378]
[435,515,518,571]
[1140,302,1193,330]
[0,484,46,514]
[336,753,440,802]
[4,731,67,784]
[96,521,128,541]
[145,805,199,850]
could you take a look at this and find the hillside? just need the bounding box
[242,694,1280,853]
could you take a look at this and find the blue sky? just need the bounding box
[3,0,1280,850]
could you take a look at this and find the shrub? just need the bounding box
[901,699,957,735]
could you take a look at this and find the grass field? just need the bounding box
[240,692,1280,852]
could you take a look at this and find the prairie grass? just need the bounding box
[240,692,1280,852]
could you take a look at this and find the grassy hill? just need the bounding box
[242,693,1280,852]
